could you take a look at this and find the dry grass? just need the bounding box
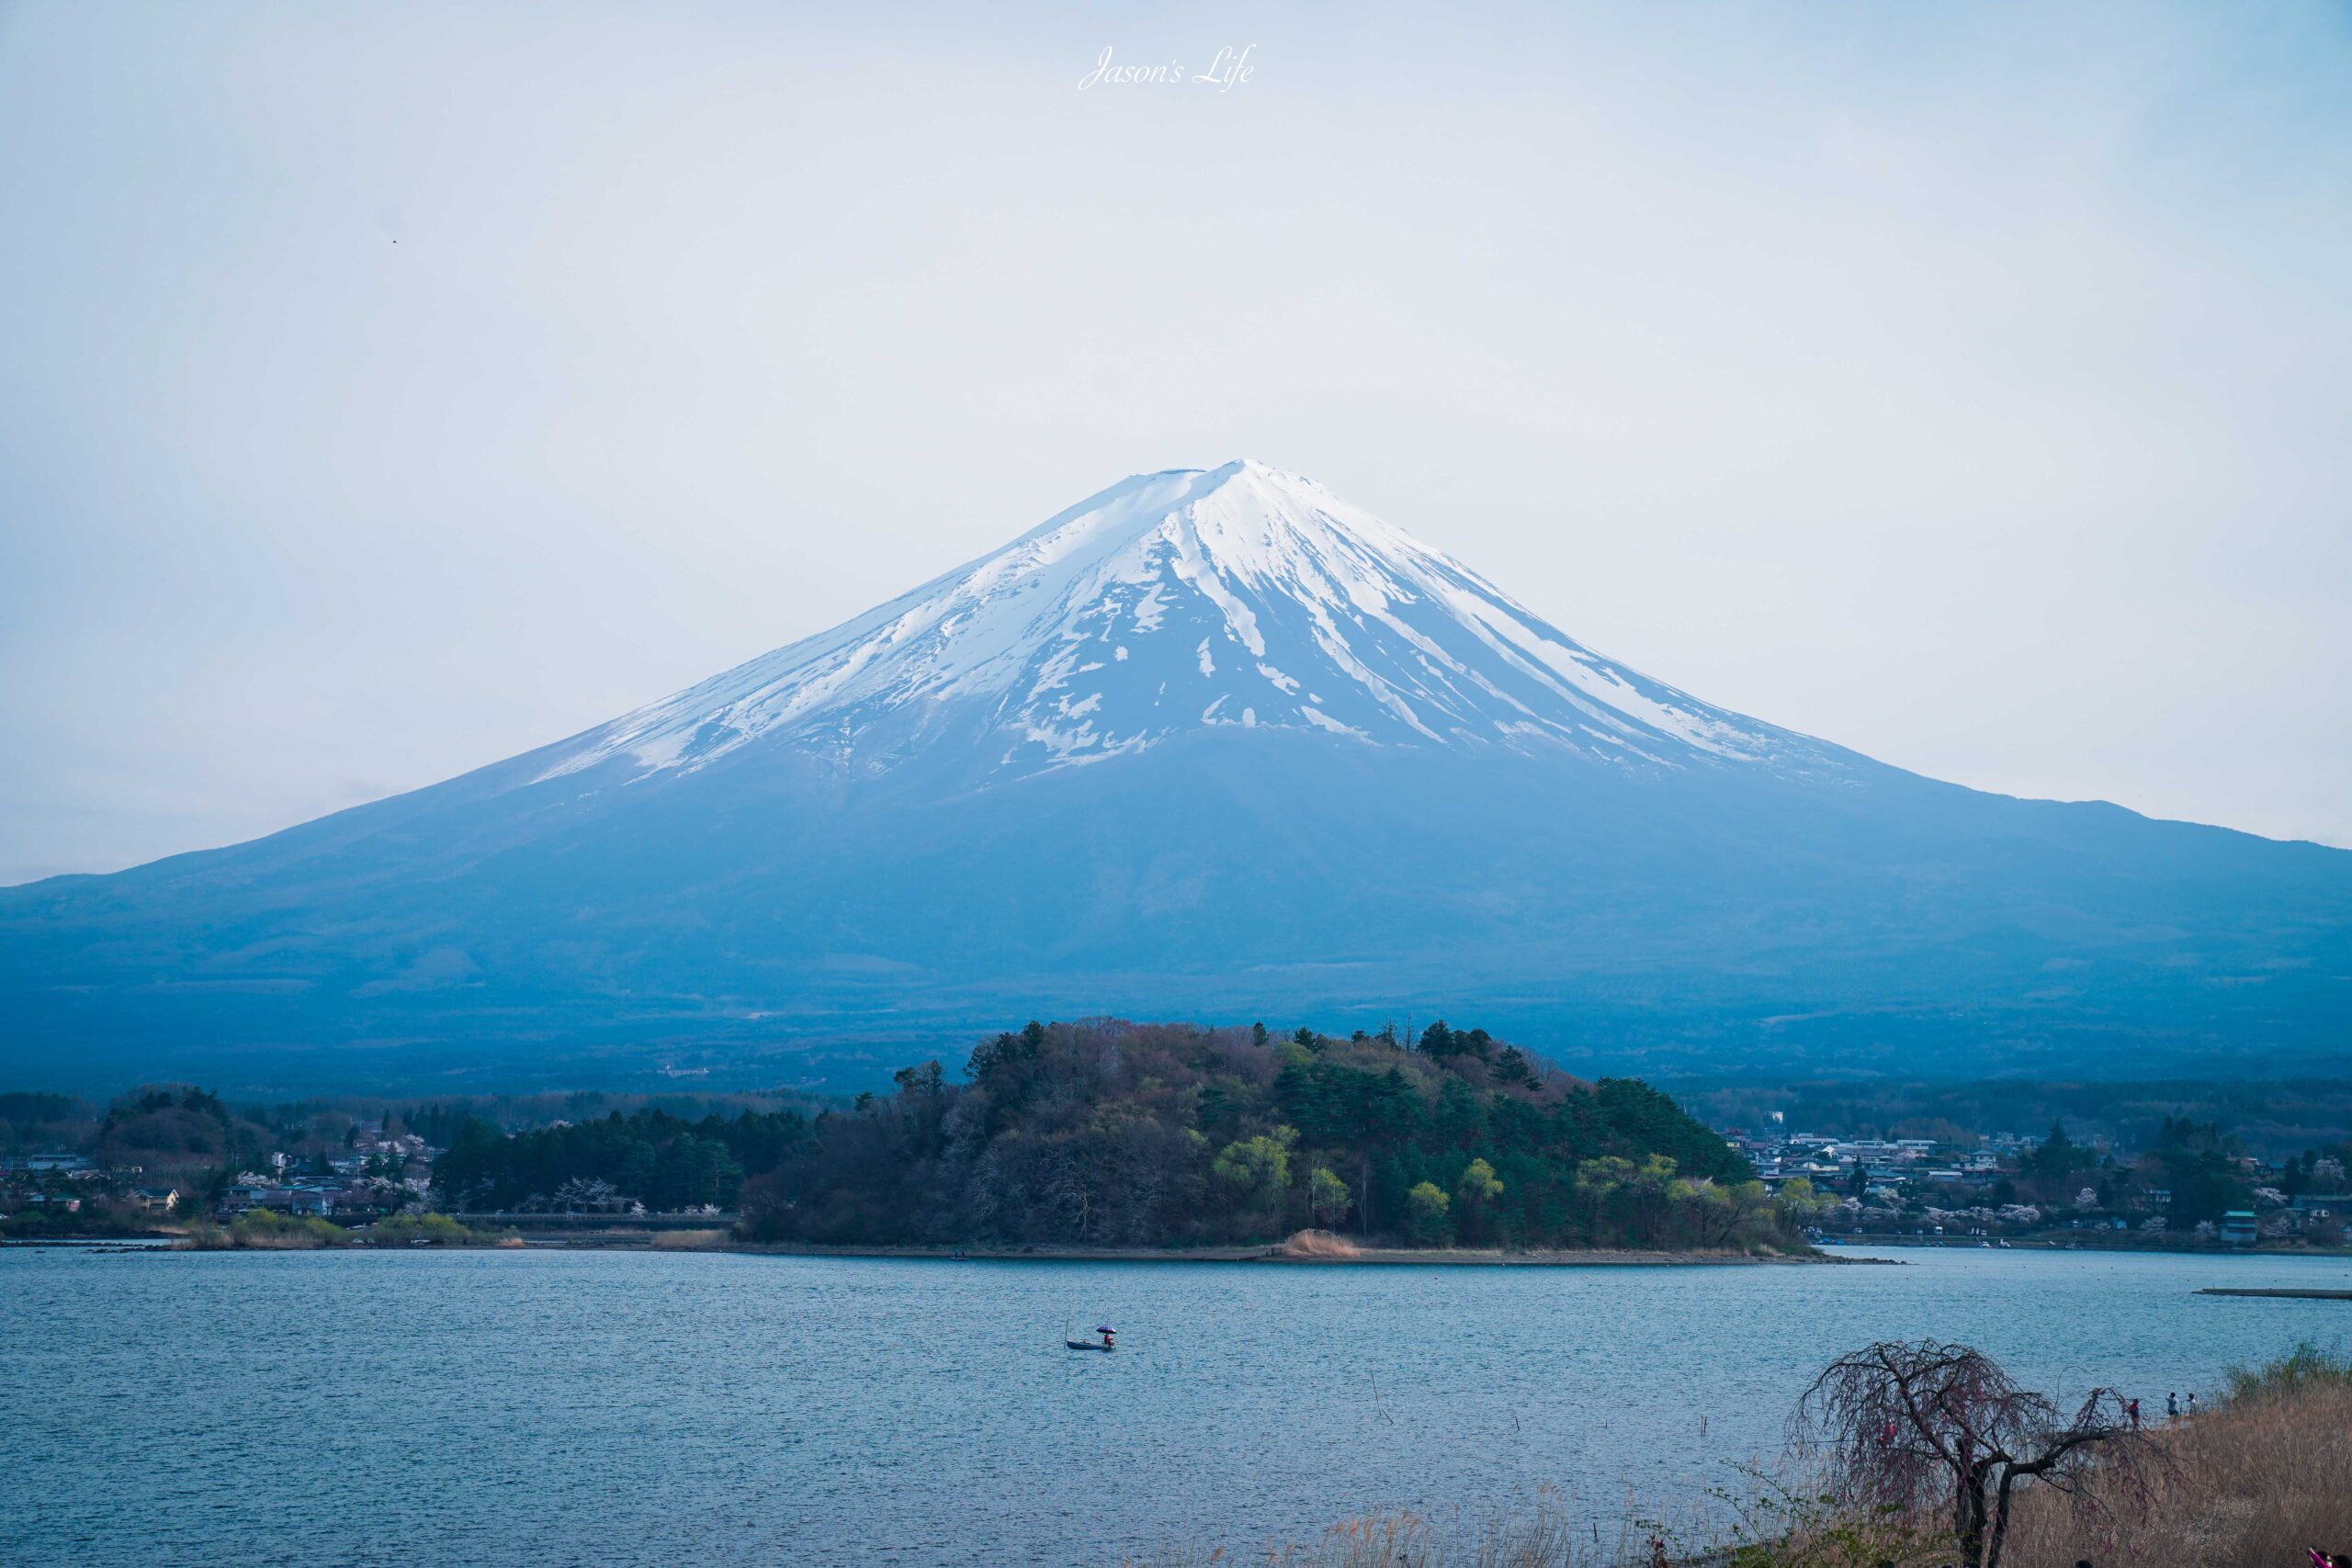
[1276,1229,1364,1260]
[1125,1488,1941,1568]
[1125,1489,1634,1568]
[649,1227,730,1249]
[2000,1365,2352,1568]
[213,1226,333,1250]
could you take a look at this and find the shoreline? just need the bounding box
[34,1228,2346,1264]
[706,1241,1874,1267]
[1823,1234,2349,1259]
[8,1233,1870,1265]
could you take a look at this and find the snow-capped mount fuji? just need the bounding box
[540,459,1836,790]
[4,460,2349,1094]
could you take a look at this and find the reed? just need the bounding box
[649,1227,731,1249]
[1275,1228,1363,1259]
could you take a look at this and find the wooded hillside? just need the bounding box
[729,1019,1808,1249]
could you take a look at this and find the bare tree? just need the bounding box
[1792,1340,2154,1568]
[552,1176,620,1213]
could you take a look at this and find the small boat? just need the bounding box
[1065,1338,1115,1352]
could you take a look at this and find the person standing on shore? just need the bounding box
[2166,1392,2178,1420]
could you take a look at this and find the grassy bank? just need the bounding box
[1996,1343,2352,1568]
[176,1210,521,1249]
[1130,1346,2352,1568]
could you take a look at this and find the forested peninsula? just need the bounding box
[432,1020,1826,1252]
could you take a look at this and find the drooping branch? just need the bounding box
[1794,1341,2043,1508]
[1985,1388,2158,1568]
[1792,1341,2153,1568]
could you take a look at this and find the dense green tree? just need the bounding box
[2144,1117,2252,1226]
[1672,1175,1775,1248]
[1406,1180,1452,1243]
[432,1106,794,1213]
[1307,1165,1351,1228]
[2027,1119,2096,1181]
[1453,1157,1504,1244]
[1212,1130,1295,1237]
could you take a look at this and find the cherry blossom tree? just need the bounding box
[1793,1339,2154,1568]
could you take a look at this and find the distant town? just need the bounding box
[0,1087,746,1241]
[2,1098,444,1232]
[5,1071,2346,1252]
[1728,1118,2348,1248]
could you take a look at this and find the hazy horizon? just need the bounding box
[5,2,2349,884]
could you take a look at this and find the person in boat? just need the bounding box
[1098,1325,1115,1348]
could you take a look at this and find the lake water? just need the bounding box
[6,1244,2350,1566]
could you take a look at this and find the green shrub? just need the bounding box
[364,1211,514,1247]
[176,1209,349,1248]
[232,1209,347,1247]
[2222,1339,2352,1404]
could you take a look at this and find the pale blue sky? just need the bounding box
[3,1,2349,884]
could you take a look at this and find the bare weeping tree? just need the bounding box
[1792,1340,2154,1568]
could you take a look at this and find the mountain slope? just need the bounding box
[3,460,2347,1092]
[536,460,1846,786]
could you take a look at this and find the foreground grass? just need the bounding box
[1132,1348,2352,1568]
[1999,1342,2352,1568]
[1128,1491,1647,1568]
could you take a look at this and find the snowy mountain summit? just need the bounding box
[546,458,1830,788]
[10,457,2348,1092]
